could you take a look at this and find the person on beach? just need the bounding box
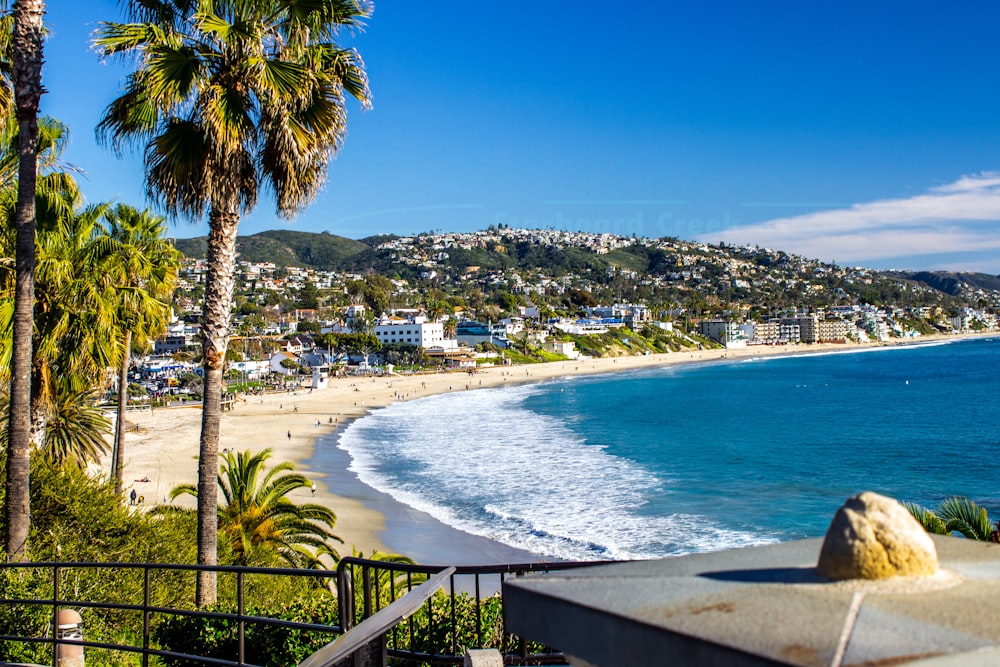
[129,489,136,505]
[287,430,291,440]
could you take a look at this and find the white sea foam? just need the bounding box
[338,383,775,561]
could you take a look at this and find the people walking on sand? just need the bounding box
[129,489,137,506]
[287,430,291,440]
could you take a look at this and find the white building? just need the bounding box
[698,319,745,346]
[373,319,445,349]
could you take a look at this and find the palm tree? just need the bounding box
[0,122,107,435]
[170,449,342,569]
[100,204,181,495]
[96,0,371,606]
[25,193,119,446]
[5,0,45,562]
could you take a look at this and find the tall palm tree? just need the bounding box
[5,0,45,562]
[170,448,342,569]
[0,168,124,457]
[27,193,120,446]
[100,204,181,495]
[96,0,371,606]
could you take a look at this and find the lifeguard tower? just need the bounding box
[311,364,329,389]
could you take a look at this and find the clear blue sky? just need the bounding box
[42,1,1000,272]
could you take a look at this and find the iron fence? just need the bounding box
[336,558,608,665]
[0,558,606,666]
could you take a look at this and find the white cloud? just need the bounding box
[701,172,1000,267]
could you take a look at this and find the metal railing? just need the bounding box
[0,558,607,666]
[0,561,342,667]
[335,557,608,665]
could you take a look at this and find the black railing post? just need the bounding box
[449,575,457,656]
[143,566,151,667]
[238,569,245,665]
[363,566,373,617]
[499,572,508,657]
[474,574,482,648]
[338,561,355,632]
[52,565,60,666]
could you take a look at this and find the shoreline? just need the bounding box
[105,331,993,564]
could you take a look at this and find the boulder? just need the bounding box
[817,491,939,580]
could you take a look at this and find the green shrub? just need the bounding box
[153,593,340,667]
[0,568,52,666]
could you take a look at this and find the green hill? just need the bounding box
[894,271,1000,296]
[172,230,375,271]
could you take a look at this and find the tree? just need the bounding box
[170,449,341,568]
[296,280,320,310]
[97,0,371,606]
[101,204,181,495]
[21,191,115,448]
[5,0,45,562]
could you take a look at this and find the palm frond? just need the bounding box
[938,497,996,542]
[900,501,949,535]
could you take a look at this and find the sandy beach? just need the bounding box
[105,334,975,564]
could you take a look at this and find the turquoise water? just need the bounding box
[337,337,1000,561]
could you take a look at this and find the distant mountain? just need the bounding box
[894,271,1000,296]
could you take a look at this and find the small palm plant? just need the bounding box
[0,386,111,469]
[171,449,342,568]
[903,497,999,542]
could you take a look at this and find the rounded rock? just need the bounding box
[817,491,939,581]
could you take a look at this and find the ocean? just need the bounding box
[335,336,1000,562]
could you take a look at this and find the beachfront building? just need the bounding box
[698,319,746,346]
[781,314,819,343]
[817,318,853,342]
[456,320,512,348]
[229,359,270,381]
[552,319,616,335]
[541,339,581,359]
[863,315,891,342]
[269,351,301,376]
[739,321,773,344]
[374,316,446,349]
[586,303,652,329]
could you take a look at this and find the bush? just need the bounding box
[153,593,340,667]
[0,568,51,666]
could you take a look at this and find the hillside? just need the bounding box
[169,227,1000,310]
[893,270,1000,297]
[173,230,376,270]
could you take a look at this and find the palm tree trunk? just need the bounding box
[195,208,240,608]
[4,0,45,563]
[112,329,132,495]
[29,361,46,449]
